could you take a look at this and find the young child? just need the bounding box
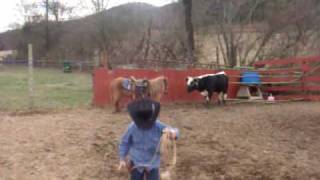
[118,98,179,180]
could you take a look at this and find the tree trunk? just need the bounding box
[144,19,152,60]
[182,0,195,64]
[45,0,50,51]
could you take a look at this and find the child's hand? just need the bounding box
[118,160,127,171]
[163,128,177,140]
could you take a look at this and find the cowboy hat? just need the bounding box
[127,98,160,130]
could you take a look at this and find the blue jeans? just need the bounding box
[130,168,159,180]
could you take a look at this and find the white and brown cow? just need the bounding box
[186,71,229,105]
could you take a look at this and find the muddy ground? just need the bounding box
[0,102,320,180]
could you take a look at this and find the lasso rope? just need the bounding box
[160,131,177,180]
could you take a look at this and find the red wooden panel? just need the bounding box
[92,67,110,107]
[257,68,301,74]
[261,77,299,83]
[264,86,303,92]
[304,76,320,82]
[264,85,320,92]
[274,94,320,101]
[274,94,308,100]
[299,56,320,63]
[307,95,320,101]
[304,86,320,91]
[225,70,241,99]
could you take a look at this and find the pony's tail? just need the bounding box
[163,77,168,95]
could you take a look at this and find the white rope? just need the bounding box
[160,131,177,180]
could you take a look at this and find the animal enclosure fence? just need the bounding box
[93,56,320,107]
[0,59,95,72]
[92,68,241,107]
[254,56,320,100]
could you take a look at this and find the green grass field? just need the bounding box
[0,66,92,110]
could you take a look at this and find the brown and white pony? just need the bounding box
[110,76,149,113]
[148,76,168,102]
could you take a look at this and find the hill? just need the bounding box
[1,0,320,68]
[0,2,191,67]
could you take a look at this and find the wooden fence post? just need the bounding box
[28,44,34,109]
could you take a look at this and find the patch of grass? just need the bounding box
[0,66,92,110]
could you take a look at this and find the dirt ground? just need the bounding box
[0,102,320,180]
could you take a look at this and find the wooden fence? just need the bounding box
[254,56,320,100]
[92,56,320,107]
[1,59,95,72]
[92,68,241,107]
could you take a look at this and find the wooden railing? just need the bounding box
[254,56,320,100]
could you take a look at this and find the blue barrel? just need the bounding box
[241,71,261,85]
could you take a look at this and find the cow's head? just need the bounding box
[186,76,199,92]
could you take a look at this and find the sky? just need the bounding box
[0,0,176,33]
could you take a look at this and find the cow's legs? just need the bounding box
[207,92,213,106]
[222,92,227,105]
[217,92,227,105]
[217,92,223,105]
[200,90,208,97]
[201,90,210,106]
[205,96,210,105]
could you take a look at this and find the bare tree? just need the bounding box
[45,0,49,51]
[260,0,320,60]
[206,0,320,67]
[48,1,74,22]
[90,0,110,48]
[17,0,76,59]
[209,0,267,67]
[91,0,108,12]
[182,0,196,64]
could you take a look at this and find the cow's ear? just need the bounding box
[185,77,189,82]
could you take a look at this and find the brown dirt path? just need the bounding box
[0,102,320,180]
